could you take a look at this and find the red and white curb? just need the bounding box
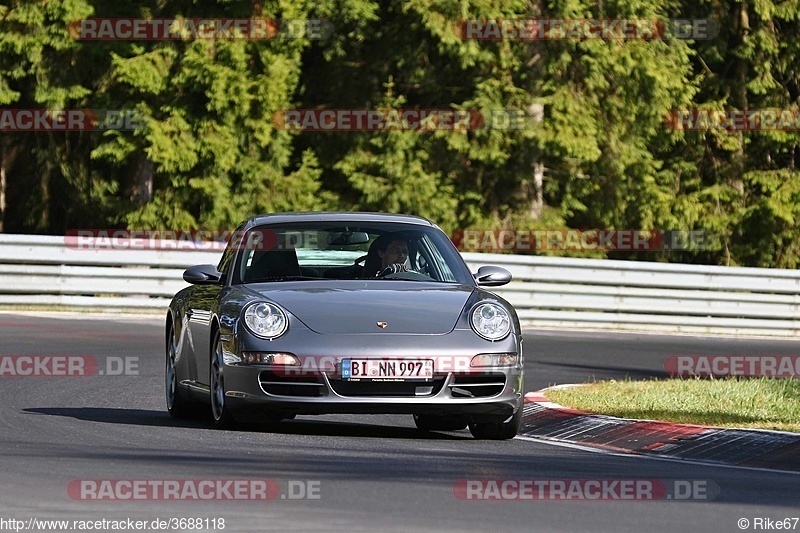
[520,386,800,473]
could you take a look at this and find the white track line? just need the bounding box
[516,434,800,477]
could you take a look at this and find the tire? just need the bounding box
[468,405,523,440]
[413,414,468,431]
[210,328,237,429]
[166,321,197,419]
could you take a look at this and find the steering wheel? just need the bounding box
[376,263,408,278]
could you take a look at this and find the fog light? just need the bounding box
[241,352,300,365]
[470,353,517,367]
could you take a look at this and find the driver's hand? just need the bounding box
[376,263,408,277]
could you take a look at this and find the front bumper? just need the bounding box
[215,326,524,423]
[221,364,522,422]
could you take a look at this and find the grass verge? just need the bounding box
[545,377,800,433]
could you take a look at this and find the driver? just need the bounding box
[378,237,410,274]
[364,234,411,278]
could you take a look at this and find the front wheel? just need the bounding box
[210,329,237,429]
[166,322,196,419]
[468,405,523,440]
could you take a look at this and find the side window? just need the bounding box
[217,241,235,277]
[239,249,255,282]
[217,226,246,281]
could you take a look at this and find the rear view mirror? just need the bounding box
[327,231,371,246]
[474,266,512,287]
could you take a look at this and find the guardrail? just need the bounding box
[1,234,799,336]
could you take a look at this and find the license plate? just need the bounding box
[341,359,433,381]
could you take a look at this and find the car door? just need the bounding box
[185,236,236,386]
[185,286,221,386]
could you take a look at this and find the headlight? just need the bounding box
[470,302,511,341]
[243,302,288,340]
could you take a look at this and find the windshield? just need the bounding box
[229,221,473,285]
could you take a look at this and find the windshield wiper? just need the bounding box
[250,276,323,282]
[374,274,436,282]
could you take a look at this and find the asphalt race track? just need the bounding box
[1,313,799,533]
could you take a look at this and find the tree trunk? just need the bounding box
[0,145,5,233]
[130,153,154,206]
[731,2,749,196]
[530,160,544,219]
[0,138,20,233]
[529,103,545,219]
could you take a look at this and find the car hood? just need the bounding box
[242,280,475,335]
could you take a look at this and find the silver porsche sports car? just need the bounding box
[166,212,523,439]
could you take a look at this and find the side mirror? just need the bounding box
[473,265,512,287]
[183,264,223,285]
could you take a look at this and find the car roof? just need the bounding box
[241,212,438,231]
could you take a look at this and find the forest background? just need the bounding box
[2,0,799,267]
